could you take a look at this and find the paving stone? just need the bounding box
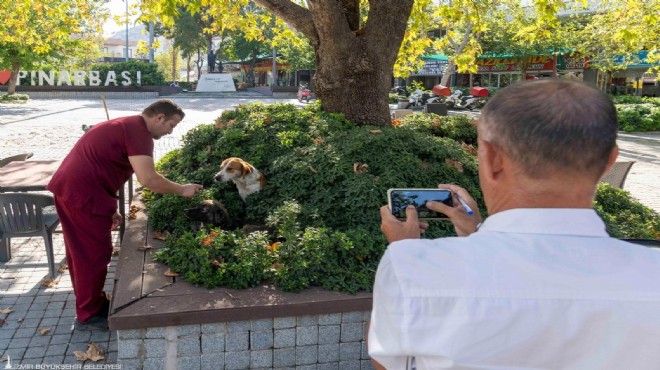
[318,363,340,370]
[23,345,47,358]
[14,328,37,338]
[178,324,201,337]
[178,335,201,356]
[273,347,296,367]
[342,312,363,323]
[45,343,68,356]
[274,328,295,348]
[118,358,142,370]
[339,360,362,370]
[143,357,165,370]
[250,349,273,368]
[318,325,340,345]
[144,338,167,358]
[178,356,202,370]
[118,329,145,339]
[225,350,250,369]
[296,345,318,365]
[29,334,51,347]
[340,342,362,361]
[118,339,143,359]
[318,343,340,363]
[341,323,364,342]
[227,321,249,332]
[48,333,71,345]
[202,333,225,353]
[201,323,226,334]
[274,316,296,329]
[70,330,92,343]
[319,313,341,325]
[296,325,318,346]
[146,326,167,338]
[226,331,249,351]
[42,355,65,365]
[201,353,225,370]
[7,337,30,349]
[250,330,274,350]
[361,359,377,370]
[297,315,318,326]
[251,318,273,331]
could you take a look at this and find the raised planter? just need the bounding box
[110,195,375,369]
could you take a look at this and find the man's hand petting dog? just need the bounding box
[214,157,266,201]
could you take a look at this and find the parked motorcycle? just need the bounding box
[405,89,433,108]
[390,85,408,97]
[445,90,482,110]
[297,84,315,102]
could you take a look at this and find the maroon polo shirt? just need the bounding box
[47,115,153,215]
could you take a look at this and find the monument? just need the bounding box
[195,73,237,92]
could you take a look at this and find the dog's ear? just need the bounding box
[241,160,254,175]
[212,201,231,229]
[220,157,232,169]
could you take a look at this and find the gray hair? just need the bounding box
[479,79,618,180]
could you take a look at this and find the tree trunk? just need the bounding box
[255,0,413,126]
[440,61,456,87]
[8,61,20,95]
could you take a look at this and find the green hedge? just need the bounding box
[87,60,165,86]
[147,104,481,293]
[612,96,660,132]
[0,93,29,103]
[146,103,659,293]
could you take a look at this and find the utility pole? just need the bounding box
[272,48,277,86]
[125,0,129,61]
[148,21,155,63]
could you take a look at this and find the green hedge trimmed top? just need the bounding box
[145,102,659,293]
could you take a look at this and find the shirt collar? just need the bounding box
[478,208,609,237]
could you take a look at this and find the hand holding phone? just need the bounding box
[387,188,454,220]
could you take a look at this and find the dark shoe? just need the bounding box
[75,315,109,331]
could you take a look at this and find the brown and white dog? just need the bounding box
[214,157,266,201]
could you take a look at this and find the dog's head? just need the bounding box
[184,200,231,229]
[214,157,254,183]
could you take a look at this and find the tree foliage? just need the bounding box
[0,0,106,93]
[574,0,660,76]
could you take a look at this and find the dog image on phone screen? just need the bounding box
[184,200,232,231]
[213,157,266,201]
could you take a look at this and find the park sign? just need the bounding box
[0,69,141,86]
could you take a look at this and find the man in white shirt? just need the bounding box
[368,79,660,370]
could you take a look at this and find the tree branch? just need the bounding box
[340,0,360,32]
[253,0,318,44]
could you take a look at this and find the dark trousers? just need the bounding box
[54,196,112,322]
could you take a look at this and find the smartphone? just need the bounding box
[387,188,453,220]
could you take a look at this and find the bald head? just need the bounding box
[479,79,618,181]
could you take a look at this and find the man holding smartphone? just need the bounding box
[368,79,660,369]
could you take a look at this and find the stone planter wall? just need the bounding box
[117,311,374,370]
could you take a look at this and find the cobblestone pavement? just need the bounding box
[1,96,658,368]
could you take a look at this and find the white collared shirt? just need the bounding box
[368,209,660,370]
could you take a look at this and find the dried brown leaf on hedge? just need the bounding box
[445,158,464,173]
[0,308,12,314]
[152,230,170,241]
[164,269,179,277]
[74,343,105,362]
[39,327,51,335]
[353,162,369,174]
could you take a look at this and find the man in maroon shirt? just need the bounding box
[47,100,202,331]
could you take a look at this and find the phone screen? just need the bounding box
[388,189,453,220]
